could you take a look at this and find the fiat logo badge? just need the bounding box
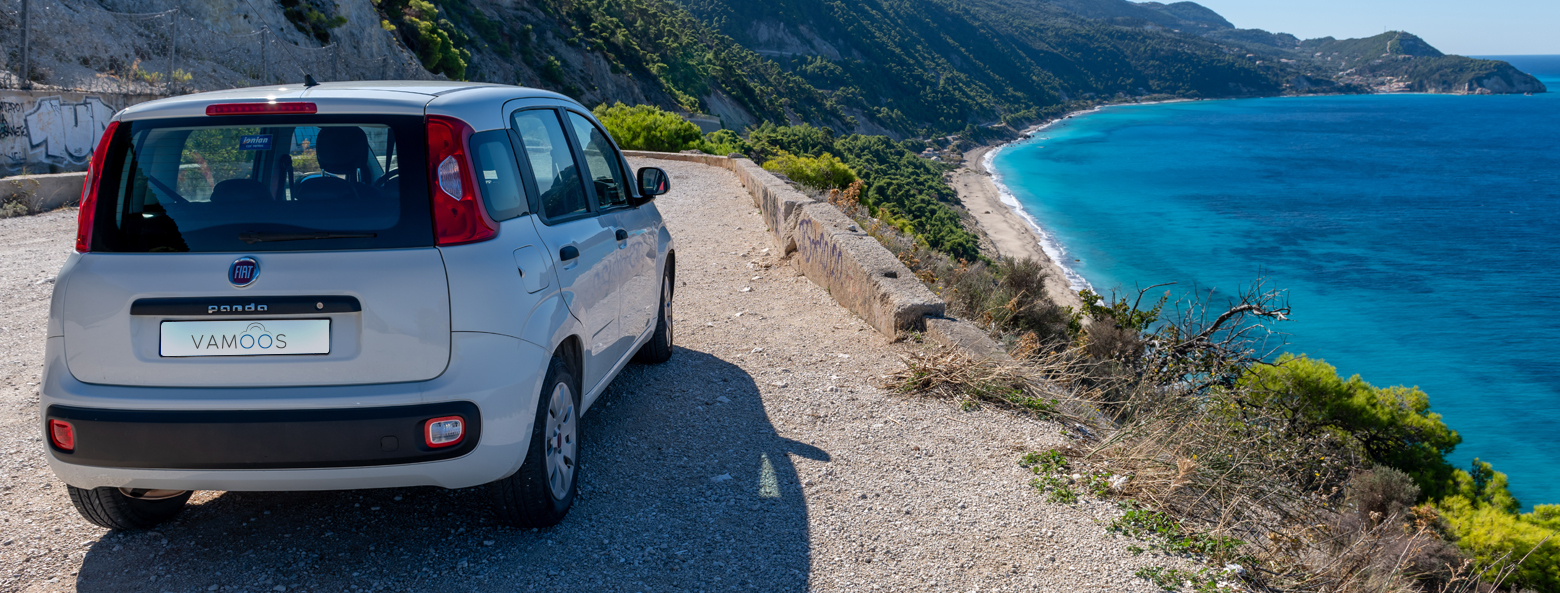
[229,257,260,287]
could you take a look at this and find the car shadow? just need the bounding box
[74,348,828,592]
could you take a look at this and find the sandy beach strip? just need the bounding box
[954,144,1083,312]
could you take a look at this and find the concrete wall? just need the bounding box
[625,150,945,338]
[1,90,161,177]
[1,172,87,217]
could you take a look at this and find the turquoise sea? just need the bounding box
[990,56,1560,509]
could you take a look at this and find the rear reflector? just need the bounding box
[76,120,119,252]
[205,102,318,116]
[49,419,75,452]
[425,416,464,448]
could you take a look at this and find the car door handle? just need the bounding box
[559,245,580,261]
[615,229,628,242]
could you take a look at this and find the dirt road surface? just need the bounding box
[0,160,1189,592]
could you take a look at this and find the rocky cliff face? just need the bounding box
[3,0,426,92]
[1463,65,1549,94]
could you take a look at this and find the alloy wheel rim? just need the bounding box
[545,383,577,500]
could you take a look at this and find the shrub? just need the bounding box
[590,102,703,152]
[1236,354,1462,495]
[761,151,857,190]
[746,121,837,161]
[1438,494,1560,590]
[1347,466,1420,524]
[279,0,348,45]
[692,129,751,157]
[375,0,469,80]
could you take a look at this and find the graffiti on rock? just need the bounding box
[795,216,870,308]
[1,94,120,174]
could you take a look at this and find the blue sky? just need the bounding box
[1189,0,1558,56]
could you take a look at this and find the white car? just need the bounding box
[40,81,675,530]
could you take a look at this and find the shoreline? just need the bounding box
[954,105,1135,313]
[953,145,1082,313]
[953,98,1207,312]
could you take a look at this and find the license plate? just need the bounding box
[160,320,330,357]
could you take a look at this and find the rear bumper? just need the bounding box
[39,332,546,491]
[46,401,482,470]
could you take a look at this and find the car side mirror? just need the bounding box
[637,167,669,199]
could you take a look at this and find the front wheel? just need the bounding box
[633,266,674,364]
[67,486,191,530]
[487,356,580,528]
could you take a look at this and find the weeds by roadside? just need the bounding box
[891,347,1061,417]
[890,277,1553,591]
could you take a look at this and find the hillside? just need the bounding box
[3,0,1545,137]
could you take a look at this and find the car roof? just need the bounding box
[118,81,579,121]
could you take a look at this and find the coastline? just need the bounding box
[953,145,1082,313]
[953,99,1201,313]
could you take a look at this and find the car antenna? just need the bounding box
[304,74,320,88]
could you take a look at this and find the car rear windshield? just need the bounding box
[86,115,432,253]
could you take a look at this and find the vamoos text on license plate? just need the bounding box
[159,319,330,357]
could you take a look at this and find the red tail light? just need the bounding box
[76,120,119,253]
[205,102,317,116]
[49,419,75,452]
[425,116,496,246]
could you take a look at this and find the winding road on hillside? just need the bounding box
[0,159,1192,593]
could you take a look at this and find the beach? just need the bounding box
[954,145,1083,312]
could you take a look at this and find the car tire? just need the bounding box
[633,266,674,364]
[488,356,580,528]
[67,486,192,530]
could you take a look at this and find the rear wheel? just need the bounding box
[633,266,674,364]
[67,486,191,530]
[488,356,580,528]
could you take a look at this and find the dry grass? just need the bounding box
[887,280,1542,592]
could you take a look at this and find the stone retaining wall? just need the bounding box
[624,150,946,339]
[2,171,86,217]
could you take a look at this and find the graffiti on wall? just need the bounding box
[0,91,153,175]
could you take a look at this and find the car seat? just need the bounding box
[209,178,271,203]
[295,127,381,202]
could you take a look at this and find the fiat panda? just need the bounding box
[40,81,675,530]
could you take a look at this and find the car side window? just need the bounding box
[510,109,587,220]
[564,112,629,210]
[468,130,527,221]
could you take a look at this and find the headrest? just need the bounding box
[209,178,269,203]
[315,126,370,176]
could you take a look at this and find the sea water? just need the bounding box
[990,55,1560,508]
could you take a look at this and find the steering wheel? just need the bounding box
[373,169,399,190]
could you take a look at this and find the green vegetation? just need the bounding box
[1235,355,1462,495]
[534,0,839,121]
[760,151,855,190]
[743,121,981,259]
[592,102,704,152]
[680,0,1280,134]
[278,0,348,45]
[374,0,470,79]
[693,129,750,156]
[1236,355,1559,589]
[1133,566,1225,592]
[587,103,981,261]
[1019,449,1109,504]
[1109,507,1243,558]
[891,276,1558,589]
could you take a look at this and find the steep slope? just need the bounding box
[674,0,1280,134]
[11,0,1542,139]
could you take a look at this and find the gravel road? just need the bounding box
[0,160,1194,592]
